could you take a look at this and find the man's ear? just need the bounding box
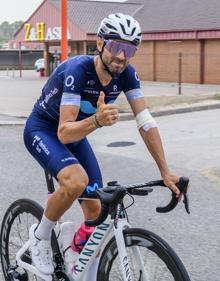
[97,37,104,52]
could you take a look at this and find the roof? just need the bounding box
[132,0,220,33]
[50,0,143,33]
[51,0,220,34]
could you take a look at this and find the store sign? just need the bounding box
[24,22,71,41]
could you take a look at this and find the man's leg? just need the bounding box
[69,138,102,280]
[35,164,89,240]
[44,164,89,220]
[69,137,103,222]
[24,124,89,274]
[29,163,88,275]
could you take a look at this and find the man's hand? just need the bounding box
[96,91,119,126]
[162,173,181,197]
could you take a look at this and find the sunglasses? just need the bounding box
[104,39,137,59]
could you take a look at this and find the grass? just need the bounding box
[215,93,220,100]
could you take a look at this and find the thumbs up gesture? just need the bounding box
[97,91,106,109]
[95,91,119,127]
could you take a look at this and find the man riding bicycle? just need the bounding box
[23,13,181,278]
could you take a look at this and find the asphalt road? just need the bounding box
[0,109,220,281]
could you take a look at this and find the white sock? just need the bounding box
[35,214,56,240]
[84,257,100,281]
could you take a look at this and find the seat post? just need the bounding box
[45,172,55,194]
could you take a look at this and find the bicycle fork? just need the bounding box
[114,220,150,281]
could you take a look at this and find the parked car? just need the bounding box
[34,58,45,72]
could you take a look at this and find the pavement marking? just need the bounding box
[200,168,220,184]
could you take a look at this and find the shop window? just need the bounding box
[87,45,97,55]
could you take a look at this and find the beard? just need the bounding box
[102,55,129,75]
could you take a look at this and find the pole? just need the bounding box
[61,0,68,61]
[178,52,182,95]
[18,42,22,78]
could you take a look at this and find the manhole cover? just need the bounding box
[107,141,136,147]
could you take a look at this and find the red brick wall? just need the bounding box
[130,41,154,81]
[132,40,202,83]
[204,39,220,84]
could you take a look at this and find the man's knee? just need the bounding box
[58,165,89,198]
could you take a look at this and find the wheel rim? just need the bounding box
[101,232,186,281]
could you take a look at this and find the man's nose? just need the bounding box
[116,50,126,60]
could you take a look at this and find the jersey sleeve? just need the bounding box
[122,64,144,102]
[61,60,86,107]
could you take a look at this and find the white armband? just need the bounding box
[135,109,158,132]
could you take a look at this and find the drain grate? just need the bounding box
[107,141,136,147]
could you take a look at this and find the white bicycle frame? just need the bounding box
[15,214,150,281]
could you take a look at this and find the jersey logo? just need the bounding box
[113,85,118,91]
[65,75,75,90]
[86,183,99,194]
[87,80,95,86]
[135,72,140,81]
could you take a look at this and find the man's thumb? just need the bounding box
[97,91,105,107]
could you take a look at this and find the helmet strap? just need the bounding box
[98,43,115,78]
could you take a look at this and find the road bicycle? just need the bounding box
[0,172,191,281]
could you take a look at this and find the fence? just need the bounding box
[0,50,43,70]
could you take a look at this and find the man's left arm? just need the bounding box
[128,96,180,196]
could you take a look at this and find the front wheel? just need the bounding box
[97,228,191,281]
[0,198,44,281]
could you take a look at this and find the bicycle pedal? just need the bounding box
[8,266,28,281]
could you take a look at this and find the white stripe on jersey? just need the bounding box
[61,92,81,106]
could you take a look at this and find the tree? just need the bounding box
[0,21,24,47]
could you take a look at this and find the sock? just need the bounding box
[35,214,56,240]
[84,257,100,281]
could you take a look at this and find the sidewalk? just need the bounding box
[0,70,220,125]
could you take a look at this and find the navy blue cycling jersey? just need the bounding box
[34,55,142,122]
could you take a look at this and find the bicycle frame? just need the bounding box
[15,213,147,281]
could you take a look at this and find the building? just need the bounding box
[12,0,220,83]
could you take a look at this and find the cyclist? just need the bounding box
[23,13,181,277]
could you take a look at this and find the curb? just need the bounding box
[119,102,220,121]
[0,102,220,126]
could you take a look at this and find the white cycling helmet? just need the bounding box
[98,13,142,46]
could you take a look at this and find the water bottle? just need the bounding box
[60,221,77,274]
[71,223,98,281]
[71,223,95,253]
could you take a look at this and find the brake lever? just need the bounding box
[183,192,190,214]
[156,177,190,214]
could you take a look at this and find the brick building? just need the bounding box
[12,0,220,83]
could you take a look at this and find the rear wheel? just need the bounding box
[0,199,44,281]
[97,228,191,281]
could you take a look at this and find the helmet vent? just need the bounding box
[126,19,131,27]
[106,23,117,31]
[130,27,136,36]
[120,23,128,35]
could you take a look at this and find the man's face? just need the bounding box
[97,38,137,75]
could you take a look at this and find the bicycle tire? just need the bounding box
[0,198,44,281]
[97,228,191,281]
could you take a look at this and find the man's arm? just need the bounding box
[58,105,97,144]
[129,97,180,195]
[58,92,119,144]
